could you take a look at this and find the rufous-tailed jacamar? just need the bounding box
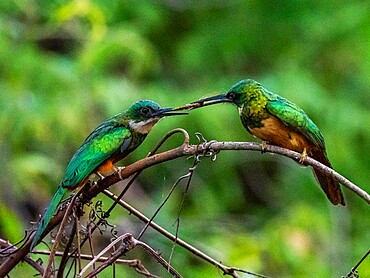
[189,79,345,206]
[31,100,186,249]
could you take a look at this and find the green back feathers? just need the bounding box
[61,100,162,188]
[61,125,132,187]
[266,99,325,149]
[227,79,325,149]
[31,100,170,249]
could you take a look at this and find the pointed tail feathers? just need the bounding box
[31,186,67,249]
[312,150,345,206]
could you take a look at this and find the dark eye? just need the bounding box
[227,92,236,99]
[140,107,150,114]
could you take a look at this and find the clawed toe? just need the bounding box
[114,166,125,180]
[299,148,308,164]
[261,141,268,153]
[96,171,105,180]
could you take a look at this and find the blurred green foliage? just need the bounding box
[1,0,369,277]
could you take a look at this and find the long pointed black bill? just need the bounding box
[153,107,188,117]
[161,94,232,113]
[190,93,232,108]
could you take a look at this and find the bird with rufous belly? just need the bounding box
[187,79,345,206]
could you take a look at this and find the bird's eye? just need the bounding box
[140,107,150,114]
[227,92,236,99]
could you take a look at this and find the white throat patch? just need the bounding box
[129,118,160,134]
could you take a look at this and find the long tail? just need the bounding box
[31,185,67,249]
[312,150,345,206]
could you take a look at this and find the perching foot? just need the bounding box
[96,171,105,180]
[299,148,308,164]
[261,141,268,153]
[114,166,125,180]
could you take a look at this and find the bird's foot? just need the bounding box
[114,166,125,180]
[261,141,268,153]
[299,148,308,165]
[96,171,105,180]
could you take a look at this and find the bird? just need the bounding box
[31,100,186,249]
[190,79,345,206]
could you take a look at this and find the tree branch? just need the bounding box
[87,140,369,205]
[34,250,157,277]
[0,238,44,275]
[1,138,368,276]
[103,190,267,278]
[80,233,180,278]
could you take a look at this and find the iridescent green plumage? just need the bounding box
[192,79,345,206]
[31,100,184,249]
[229,80,325,150]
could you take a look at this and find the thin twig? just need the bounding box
[43,185,85,278]
[0,239,44,275]
[1,138,368,276]
[103,190,269,278]
[33,249,147,264]
[136,239,182,278]
[169,154,199,268]
[57,213,77,278]
[79,233,131,277]
[80,233,181,278]
[342,249,370,278]
[137,171,191,240]
[34,249,157,277]
[87,225,97,275]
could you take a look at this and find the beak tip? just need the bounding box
[189,93,230,107]
[159,107,189,116]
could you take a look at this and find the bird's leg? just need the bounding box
[96,171,105,180]
[113,165,125,180]
[299,148,308,164]
[91,180,98,186]
[260,141,268,153]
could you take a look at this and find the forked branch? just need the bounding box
[0,129,368,277]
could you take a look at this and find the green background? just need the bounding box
[0,1,369,277]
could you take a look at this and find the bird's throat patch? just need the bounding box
[129,118,160,134]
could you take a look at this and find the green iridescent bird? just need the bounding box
[31,100,186,249]
[191,79,345,206]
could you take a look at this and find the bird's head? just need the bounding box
[188,79,260,109]
[127,100,187,134]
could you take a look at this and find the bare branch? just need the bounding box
[34,250,156,277]
[136,239,182,278]
[43,185,85,278]
[0,238,44,275]
[342,249,370,278]
[1,136,368,277]
[80,233,180,278]
[57,210,78,278]
[33,249,141,263]
[87,141,369,204]
[104,190,269,278]
[137,171,191,240]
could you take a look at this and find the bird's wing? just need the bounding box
[266,99,325,149]
[61,125,132,187]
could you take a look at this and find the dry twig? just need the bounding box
[0,130,368,277]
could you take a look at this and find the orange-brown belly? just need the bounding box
[96,159,116,175]
[249,116,314,153]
